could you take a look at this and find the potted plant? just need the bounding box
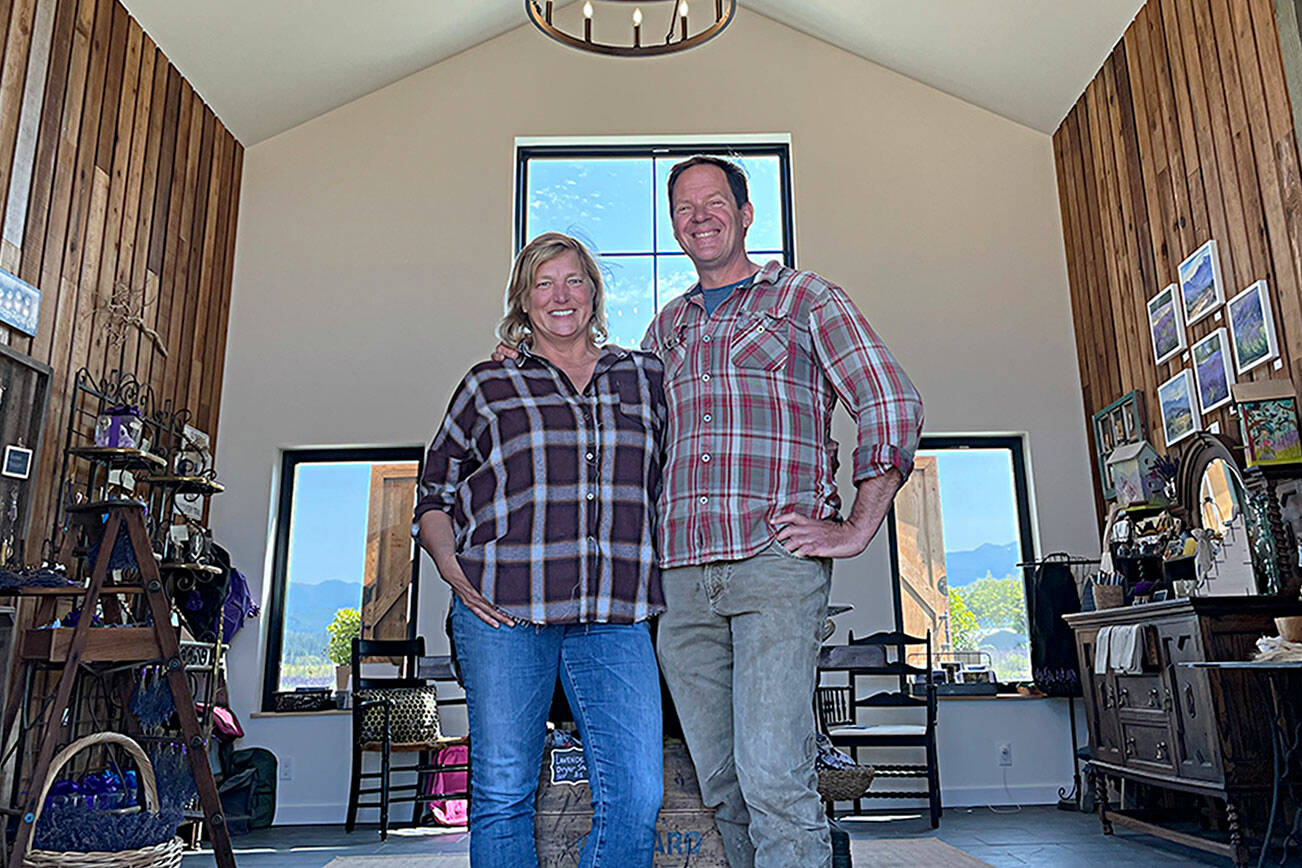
[327,607,361,691]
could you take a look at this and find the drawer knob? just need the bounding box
[1118,687,1129,707]
[1156,741,1168,761]
[1125,737,1136,757]
[1148,688,1160,708]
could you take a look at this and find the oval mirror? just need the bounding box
[1198,457,1242,537]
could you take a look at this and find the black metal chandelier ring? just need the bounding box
[525,0,737,58]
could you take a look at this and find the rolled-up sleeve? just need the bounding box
[808,285,924,482]
[412,376,484,533]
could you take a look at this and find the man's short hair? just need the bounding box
[667,155,749,209]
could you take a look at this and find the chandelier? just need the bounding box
[525,0,737,57]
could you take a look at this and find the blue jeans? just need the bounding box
[450,598,663,868]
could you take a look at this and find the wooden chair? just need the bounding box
[344,637,470,839]
[815,629,941,827]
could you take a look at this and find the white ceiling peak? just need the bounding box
[119,1,1144,145]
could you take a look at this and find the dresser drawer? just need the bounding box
[1113,674,1166,717]
[1120,718,1176,774]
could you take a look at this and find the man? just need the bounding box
[644,156,923,868]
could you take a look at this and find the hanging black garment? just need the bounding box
[1024,561,1083,697]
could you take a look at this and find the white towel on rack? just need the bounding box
[1109,624,1143,674]
[1093,626,1113,674]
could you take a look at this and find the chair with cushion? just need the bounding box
[344,637,470,839]
[815,629,940,827]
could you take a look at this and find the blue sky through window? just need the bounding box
[927,449,1021,554]
[524,150,788,348]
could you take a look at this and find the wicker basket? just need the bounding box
[817,764,876,802]
[1092,584,1125,609]
[22,732,184,868]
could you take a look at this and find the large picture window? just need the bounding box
[516,141,794,348]
[262,447,422,710]
[891,436,1037,684]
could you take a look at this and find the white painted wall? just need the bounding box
[211,7,1098,823]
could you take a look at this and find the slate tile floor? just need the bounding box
[179,805,1234,866]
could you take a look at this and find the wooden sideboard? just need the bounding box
[1065,596,1302,866]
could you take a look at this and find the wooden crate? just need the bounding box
[535,740,727,867]
[19,627,161,663]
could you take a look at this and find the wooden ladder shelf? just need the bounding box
[5,501,235,868]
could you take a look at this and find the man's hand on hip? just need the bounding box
[773,469,903,559]
[774,512,874,559]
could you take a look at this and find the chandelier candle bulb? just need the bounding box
[544,0,552,22]
[633,7,642,46]
[681,2,688,39]
[583,0,593,40]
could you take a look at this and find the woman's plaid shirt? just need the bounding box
[414,347,666,624]
[642,260,924,569]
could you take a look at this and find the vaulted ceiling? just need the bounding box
[118,1,1145,145]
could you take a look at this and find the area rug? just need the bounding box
[324,837,992,867]
[324,857,467,867]
[850,836,994,866]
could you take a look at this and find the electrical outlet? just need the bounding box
[997,742,1013,766]
[280,756,294,781]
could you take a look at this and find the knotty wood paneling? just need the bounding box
[0,0,242,554]
[1055,0,1302,513]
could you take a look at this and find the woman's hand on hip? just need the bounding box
[446,572,516,629]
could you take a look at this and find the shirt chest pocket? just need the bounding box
[661,328,689,380]
[730,311,790,371]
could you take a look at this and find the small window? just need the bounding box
[891,436,1037,685]
[262,447,422,710]
[516,142,794,348]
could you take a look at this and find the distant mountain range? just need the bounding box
[285,579,362,634]
[944,542,1019,587]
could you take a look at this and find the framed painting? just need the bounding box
[1147,283,1186,365]
[1232,380,1302,467]
[1191,328,1235,415]
[1226,280,1280,374]
[1158,369,1200,447]
[1177,239,1225,327]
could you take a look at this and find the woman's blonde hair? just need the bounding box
[497,232,608,348]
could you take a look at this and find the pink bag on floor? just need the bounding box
[425,745,469,825]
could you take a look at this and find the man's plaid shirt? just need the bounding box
[642,260,924,569]
[414,347,666,624]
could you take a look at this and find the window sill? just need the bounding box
[250,709,350,718]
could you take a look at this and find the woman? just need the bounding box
[414,232,666,867]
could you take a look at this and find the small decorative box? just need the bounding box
[272,688,335,712]
[94,405,143,449]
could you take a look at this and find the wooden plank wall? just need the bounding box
[0,0,242,553]
[1054,0,1302,514]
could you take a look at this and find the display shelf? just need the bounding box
[144,475,224,495]
[65,446,166,471]
[158,561,222,574]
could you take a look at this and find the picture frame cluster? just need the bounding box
[1143,239,1282,449]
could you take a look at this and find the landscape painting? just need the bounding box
[1177,239,1225,326]
[1227,280,1279,374]
[1159,369,1199,446]
[1147,283,1185,365]
[1191,328,1235,415]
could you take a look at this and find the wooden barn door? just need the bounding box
[360,461,419,641]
